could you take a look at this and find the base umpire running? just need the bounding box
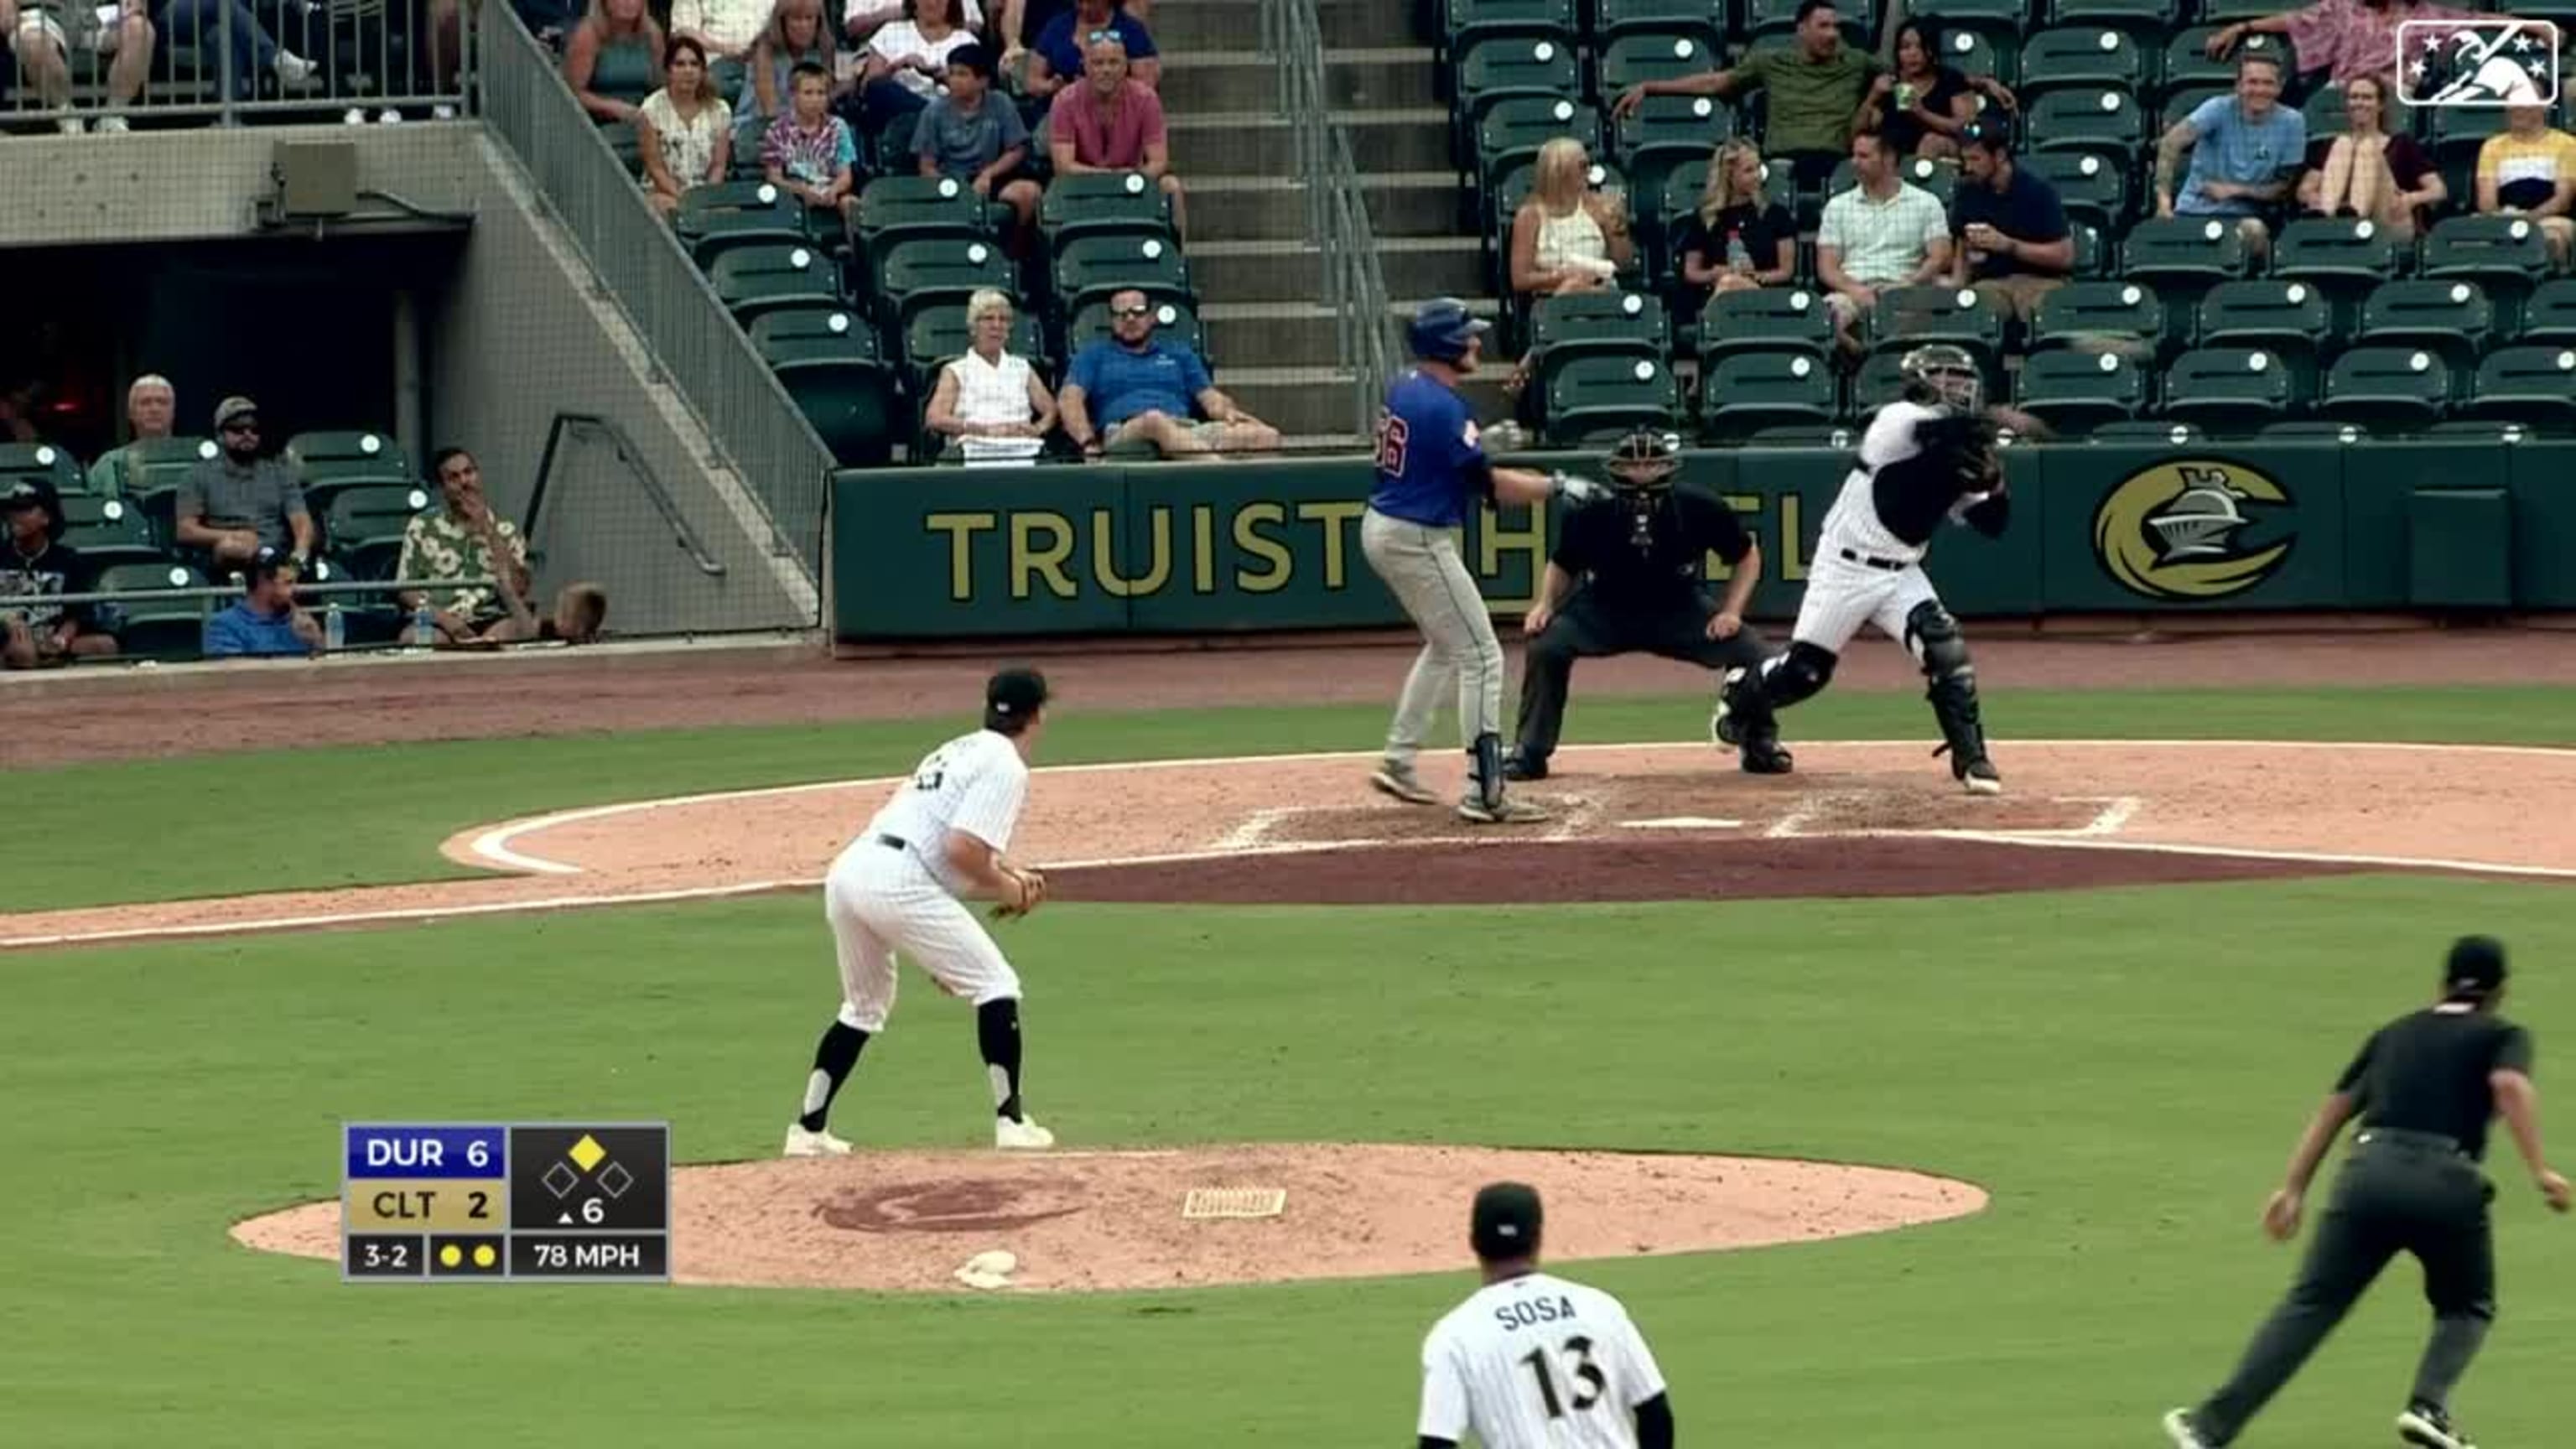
[2163,936,2570,1449]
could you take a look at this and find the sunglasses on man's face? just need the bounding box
[1114,305,1153,319]
[223,420,260,434]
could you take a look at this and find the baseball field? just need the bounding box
[4,629,2573,1446]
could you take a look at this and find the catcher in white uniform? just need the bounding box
[1716,344,2033,795]
[784,667,1058,1156]
[1418,1182,1675,1449]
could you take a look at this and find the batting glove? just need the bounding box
[1551,472,1609,506]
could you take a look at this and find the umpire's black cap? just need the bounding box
[1471,1182,1544,1259]
[984,667,1051,727]
[2444,935,2508,997]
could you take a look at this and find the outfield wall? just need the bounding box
[831,441,2563,640]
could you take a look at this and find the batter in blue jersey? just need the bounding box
[1362,299,1605,824]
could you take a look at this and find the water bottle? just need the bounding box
[1726,233,1753,273]
[324,602,345,653]
[409,604,437,648]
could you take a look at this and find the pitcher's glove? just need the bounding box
[991,865,1048,921]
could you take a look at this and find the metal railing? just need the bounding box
[1261,0,1402,439]
[0,0,475,130]
[477,4,834,595]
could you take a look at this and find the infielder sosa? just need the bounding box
[1365,297,1610,823]
[1418,1182,1675,1449]
[783,667,1057,1157]
[1715,343,2023,794]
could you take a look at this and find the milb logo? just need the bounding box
[2399,19,2562,106]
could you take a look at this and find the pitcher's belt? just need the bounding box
[1839,547,1906,572]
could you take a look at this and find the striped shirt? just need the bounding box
[856,729,1027,896]
[1817,181,1949,286]
[944,350,1038,427]
[1418,1272,1669,1449]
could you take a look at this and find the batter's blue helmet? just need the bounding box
[1408,298,1491,363]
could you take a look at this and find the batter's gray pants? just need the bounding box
[1362,507,1504,766]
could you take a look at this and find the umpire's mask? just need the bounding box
[1604,428,1681,548]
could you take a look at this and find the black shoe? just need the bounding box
[1711,668,1748,748]
[2398,1402,2476,1449]
[1502,752,1546,782]
[1741,739,1794,775]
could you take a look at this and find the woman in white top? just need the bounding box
[1508,137,1633,300]
[859,0,976,130]
[843,0,980,44]
[637,36,737,216]
[926,288,1058,444]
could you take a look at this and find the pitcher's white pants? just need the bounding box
[823,839,1021,1034]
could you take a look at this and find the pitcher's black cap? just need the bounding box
[1471,1182,1543,1259]
[2445,935,2507,996]
[985,667,1050,719]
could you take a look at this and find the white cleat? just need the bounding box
[2161,1408,2213,1449]
[995,1114,1056,1150]
[1457,795,1550,824]
[782,1123,853,1157]
[1368,762,1439,806]
[1960,758,2003,796]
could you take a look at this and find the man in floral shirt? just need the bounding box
[395,447,534,647]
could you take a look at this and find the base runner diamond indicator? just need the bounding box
[597,1161,635,1199]
[542,1161,579,1198]
[568,1134,609,1172]
[507,1124,671,1244]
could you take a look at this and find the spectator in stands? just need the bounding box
[1049,32,1186,237]
[639,36,735,216]
[739,0,839,158]
[672,0,774,95]
[2477,102,2576,267]
[1678,140,1796,299]
[1950,118,2071,330]
[157,0,319,103]
[176,397,314,579]
[4,0,156,133]
[843,0,984,44]
[1509,137,1633,299]
[2205,0,2486,91]
[3,479,114,670]
[1610,0,1878,192]
[201,547,322,659]
[858,0,977,134]
[915,44,1042,239]
[85,374,176,496]
[1058,288,1280,459]
[1816,130,1954,352]
[395,447,539,648]
[2298,73,2444,239]
[1863,19,2013,161]
[2158,53,2306,260]
[566,0,668,126]
[925,289,1058,446]
[1026,0,1155,99]
[480,582,611,646]
[765,60,865,229]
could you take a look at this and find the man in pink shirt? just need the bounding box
[1047,32,1187,238]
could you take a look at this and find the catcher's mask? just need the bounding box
[1898,344,1983,412]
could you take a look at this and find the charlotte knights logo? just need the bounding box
[2091,460,2295,601]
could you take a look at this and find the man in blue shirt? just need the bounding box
[1057,289,1279,457]
[1362,298,1607,824]
[1024,0,1156,99]
[202,547,322,658]
[2156,52,2306,257]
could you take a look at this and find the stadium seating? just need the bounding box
[1698,286,1836,364]
[92,562,213,657]
[2161,347,2298,430]
[875,236,1014,332]
[2024,152,2128,232]
[2318,345,2453,430]
[1050,234,1195,321]
[1868,285,2005,365]
[321,486,434,579]
[2014,348,2148,435]
[57,496,164,567]
[2028,281,2167,356]
[2356,279,2496,372]
[711,244,846,325]
[2194,280,2334,378]
[1699,351,1838,439]
[0,444,83,497]
[1543,356,1680,444]
[1035,173,1177,250]
[678,182,813,269]
[2460,345,2576,430]
[287,431,414,516]
[750,309,904,466]
[2515,278,2576,345]
[2015,27,2148,100]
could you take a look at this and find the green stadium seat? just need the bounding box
[2022,87,2147,159]
[2356,278,2495,371]
[2028,280,2166,355]
[686,205,818,272]
[55,494,164,567]
[111,437,216,502]
[1543,356,1680,445]
[1067,297,1203,362]
[2160,28,2290,105]
[1748,423,1861,448]
[875,236,1014,331]
[1035,172,1175,249]
[0,442,83,497]
[2428,105,2516,169]
[1480,95,1605,195]
[2421,214,2555,327]
[1597,0,1727,39]
[2459,345,2576,431]
[2013,348,2147,434]
[322,484,434,579]
[2257,420,2370,444]
[906,306,1050,401]
[1051,234,1194,321]
[1598,30,1723,100]
[2513,278,2576,345]
[1744,0,1873,45]
[1829,155,1957,210]
[751,312,904,467]
[91,560,213,657]
[2123,216,2256,292]
[1454,34,1581,132]
[1851,350,1919,413]
[1868,285,2005,363]
[2318,345,2452,430]
[2420,418,2536,444]
[2160,347,2298,431]
[2015,26,2148,98]
[1698,351,1839,439]
[2197,0,2274,18]
[2023,151,2128,231]
[1528,289,1671,373]
[1441,0,1574,51]
[711,243,846,325]
[2044,0,2178,37]
[2158,86,2231,137]
[1937,26,2013,89]
[1699,285,1835,363]
[2271,218,2405,329]
[1610,94,1730,207]
[2069,219,2108,276]
[2090,418,2207,444]
[2194,279,2334,386]
[2300,84,2350,143]
[286,431,413,516]
[854,177,989,277]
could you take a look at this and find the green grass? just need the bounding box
[2,875,2571,1446]
[23,684,2576,910]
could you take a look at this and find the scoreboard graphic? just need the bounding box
[341,1122,670,1283]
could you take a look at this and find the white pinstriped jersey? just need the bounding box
[855,729,1026,898]
[1418,1272,1669,1449]
[1821,399,2002,564]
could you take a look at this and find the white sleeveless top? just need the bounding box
[946,350,1036,427]
[1533,204,1616,279]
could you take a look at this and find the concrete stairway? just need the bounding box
[1152,0,1487,447]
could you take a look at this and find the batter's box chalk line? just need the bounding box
[1182,1187,1289,1220]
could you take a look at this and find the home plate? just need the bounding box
[1618,816,1746,830]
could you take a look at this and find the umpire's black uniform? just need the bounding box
[2173,937,2565,1449]
[1505,478,1773,776]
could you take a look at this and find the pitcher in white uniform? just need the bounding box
[783,667,1058,1156]
[1418,1182,1675,1449]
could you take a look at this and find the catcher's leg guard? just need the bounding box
[1904,601,1994,782]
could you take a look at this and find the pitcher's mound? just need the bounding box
[232,1142,1987,1293]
